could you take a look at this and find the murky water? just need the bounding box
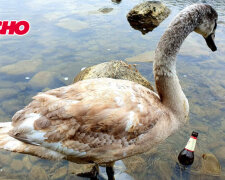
[0,0,224,179]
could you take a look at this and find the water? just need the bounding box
[0,0,224,179]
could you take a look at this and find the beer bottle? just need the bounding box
[178,131,198,166]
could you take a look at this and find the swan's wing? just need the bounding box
[9,78,166,158]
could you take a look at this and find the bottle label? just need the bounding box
[185,136,197,152]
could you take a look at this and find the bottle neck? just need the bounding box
[185,136,197,152]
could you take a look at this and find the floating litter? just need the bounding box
[64,77,69,81]
[81,67,86,71]
[107,49,111,51]
[25,77,30,80]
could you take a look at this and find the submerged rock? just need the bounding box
[0,153,12,166]
[68,162,95,175]
[29,71,57,89]
[1,98,23,115]
[10,159,24,171]
[74,60,154,91]
[29,166,48,180]
[190,153,221,178]
[200,153,221,176]
[51,166,67,179]
[215,146,225,164]
[125,51,155,62]
[0,60,42,75]
[127,1,170,34]
[0,88,18,100]
[98,7,113,14]
[22,156,32,170]
[123,155,147,174]
[56,18,88,33]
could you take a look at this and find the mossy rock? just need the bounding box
[74,60,154,91]
[127,1,170,34]
[191,153,221,176]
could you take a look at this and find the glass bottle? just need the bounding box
[178,131,198,166]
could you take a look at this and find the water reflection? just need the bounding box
[0,0,224,179]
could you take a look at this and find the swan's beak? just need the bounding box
[205,33,217,51]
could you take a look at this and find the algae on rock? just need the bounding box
[74,60,154,91]
[127,1,170,34]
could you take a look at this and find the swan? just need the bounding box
[0,4,218,180]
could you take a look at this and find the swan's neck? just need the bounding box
[154,10,201,122]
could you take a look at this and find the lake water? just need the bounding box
[0,0,224,179]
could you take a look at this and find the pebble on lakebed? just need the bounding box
[127,1,170,34]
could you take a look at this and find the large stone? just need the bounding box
[0,89,18,100]
[0,108,6,117]
[29,156,40,163]
[0,153,12,166]
[22,156,32,170]
[10,159,24,171]
[123,155,147,174]
[0,60,42,75]
[29,71,57,89]
[74,60,154,91]
[51,166,68,179]
[1,99,23,115]
[29,166,48,180]
[127,1,170,34]
[215,146,225,164]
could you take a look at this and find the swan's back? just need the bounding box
[9,78,174,163]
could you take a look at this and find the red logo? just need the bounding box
[0,21,30,35]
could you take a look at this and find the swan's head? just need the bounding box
[194,4,218,51]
